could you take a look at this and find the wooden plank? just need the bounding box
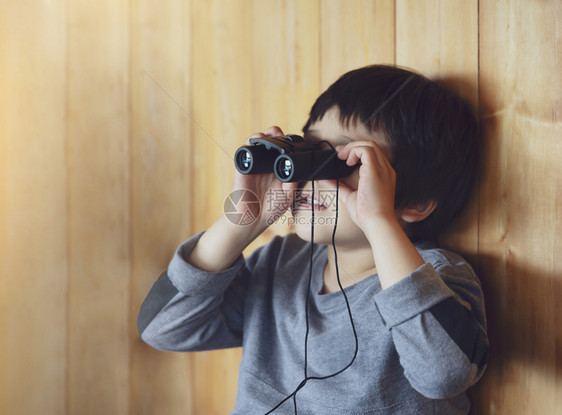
[320,0,395,90]
[190,0,253,231]
[396,0,478,87]
[0,2,67,414]
[251,0,320,133]
[475,1,562,413]
[129,1,194,414]
[190,0,253,412]
[65,1,130,413]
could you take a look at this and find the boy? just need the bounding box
[138,65,488,414]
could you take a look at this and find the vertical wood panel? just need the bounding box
[475,1,562,413]
[191,0,253,229]
[396,0,478,87]
[66,1,130,413]
[190,1,253,412]
[0,2,67,414]
[320,0,395,89]
[129,1,193,414]
[251,0,321,133]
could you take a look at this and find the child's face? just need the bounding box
[292,107,393,248]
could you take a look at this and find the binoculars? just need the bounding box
[234,135,357,183]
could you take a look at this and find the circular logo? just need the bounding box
[223,189,261,226]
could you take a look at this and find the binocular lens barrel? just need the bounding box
[240,151,252,169]
[274,150,355,183]
[277,158,293,179]
[234,145,278,175]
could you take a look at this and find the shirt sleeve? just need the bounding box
[373,252,489,399]
[137,231,251,352]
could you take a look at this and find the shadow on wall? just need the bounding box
[434,74,562,413]
[468,252,562,413]
[467,70,562,413]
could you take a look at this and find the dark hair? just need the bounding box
[303,65,479,240]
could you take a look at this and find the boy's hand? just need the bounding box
[331,140,397,230]
[188,126,297,273]
[327,140,426,290]
[232,126,298,234]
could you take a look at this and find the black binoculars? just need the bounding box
[234,135,357,183]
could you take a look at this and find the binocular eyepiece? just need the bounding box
[234,135,357,183]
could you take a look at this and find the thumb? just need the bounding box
[263,126,285,137]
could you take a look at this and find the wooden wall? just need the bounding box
[0,1,560,414]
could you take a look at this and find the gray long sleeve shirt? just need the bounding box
[138,232,488,414]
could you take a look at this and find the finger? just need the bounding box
[347,147,394,181]
[347,146,379,168]
[336,141,375,163]
[335,144,352,160]
[341,142,391,172]
[346,148,363,166]
[348,140,393,169]
[263,126,284,137]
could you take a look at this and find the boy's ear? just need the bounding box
[398,200,438,223]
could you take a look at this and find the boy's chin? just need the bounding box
[292,217,371,249]
[293,223,337,244]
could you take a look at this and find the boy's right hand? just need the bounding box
[231,126,298,235]
[187,126,298,272]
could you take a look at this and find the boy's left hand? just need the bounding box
[328,141,397,231]
[326,140,427,290]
